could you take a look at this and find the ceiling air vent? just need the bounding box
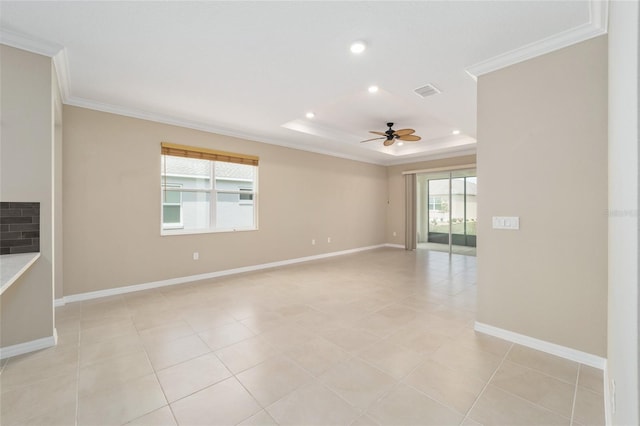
[414,83,441,98]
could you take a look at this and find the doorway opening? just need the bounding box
[416,169,477,256]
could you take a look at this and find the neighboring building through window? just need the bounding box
[162,184,183,228]
[160,143,258,234]
[428,196,446,212]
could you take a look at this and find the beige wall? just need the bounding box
[62,106,387,296]
[607,1,639,423]
[477,36,608,356]
[0,46,55,346]
[386,155,476,247]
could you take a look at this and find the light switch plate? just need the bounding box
[492,216,520,230]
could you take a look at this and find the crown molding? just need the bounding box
[465,0,609,80]
[385,147,477,167]
[65,95,476,166]
[0,27,63,57]
[0,28,72,103]
[52,49,71,102]
[589,0,609,33]
[2,27,385,165]
[3,5,599,168]
[64,96,391,166]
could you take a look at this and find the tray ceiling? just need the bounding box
[0,1,606,165]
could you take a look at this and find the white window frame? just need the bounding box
[161,156,258,235]
[162,183,183,229]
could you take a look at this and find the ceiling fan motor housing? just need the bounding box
[386,122,395,138]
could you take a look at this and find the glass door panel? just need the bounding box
[465,176,477,247]
[417,169,477,255]
[427,178,450,245]
[451,177,466,246]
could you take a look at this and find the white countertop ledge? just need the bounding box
[0,253,41,296]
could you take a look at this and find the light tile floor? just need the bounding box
[417,243,477,256]
[0,248,605,425]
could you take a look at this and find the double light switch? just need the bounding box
[492,216,520,230]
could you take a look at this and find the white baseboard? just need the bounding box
[474,321,606,369]
[385,244,405,249]
[603,360,612,426]
[56,244,400,305]
[0,328,57,360]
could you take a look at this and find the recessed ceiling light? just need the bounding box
[452,129,461,135]
[350,41,366,54]
[397,142,404,146]
[306,112,315,119]
[368,85,379,93]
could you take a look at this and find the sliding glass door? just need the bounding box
[416,169,477,255]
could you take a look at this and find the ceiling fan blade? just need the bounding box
[360,137,386,143]
[393,128,415,136]
[397,134,421,141]
[383,138,395,146]
[369,131,387,136]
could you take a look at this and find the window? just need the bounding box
[161,142,258,234]
[162,184,183,228]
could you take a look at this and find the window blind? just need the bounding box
[161,142,259,166]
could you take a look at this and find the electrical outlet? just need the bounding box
[327,237,331,243]
[193,252,199,260]
[311,239,316,245]
[393,231,397,237]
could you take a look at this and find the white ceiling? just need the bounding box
[0,1,606,165]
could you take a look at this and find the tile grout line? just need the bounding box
[231,273,480,423]
[504,356,582,387]
[210,340,267,422]
[8,250,480,425]
[350,334,469,422]
[230,373,277,424]
[142,352,178,425]
[461,342,514,424]
[236,346,358,423]
[479,353,585,421]
[134,307,187,426]
[397,345,480,418]
[570,366,581,425]
[231,338,382,424]
[483,374,577,423]
[482,347,587,421]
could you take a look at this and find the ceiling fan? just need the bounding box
[361,122,421,146]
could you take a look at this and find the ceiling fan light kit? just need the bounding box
[361,122,422,146]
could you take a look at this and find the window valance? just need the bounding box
[161,142,259,166]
